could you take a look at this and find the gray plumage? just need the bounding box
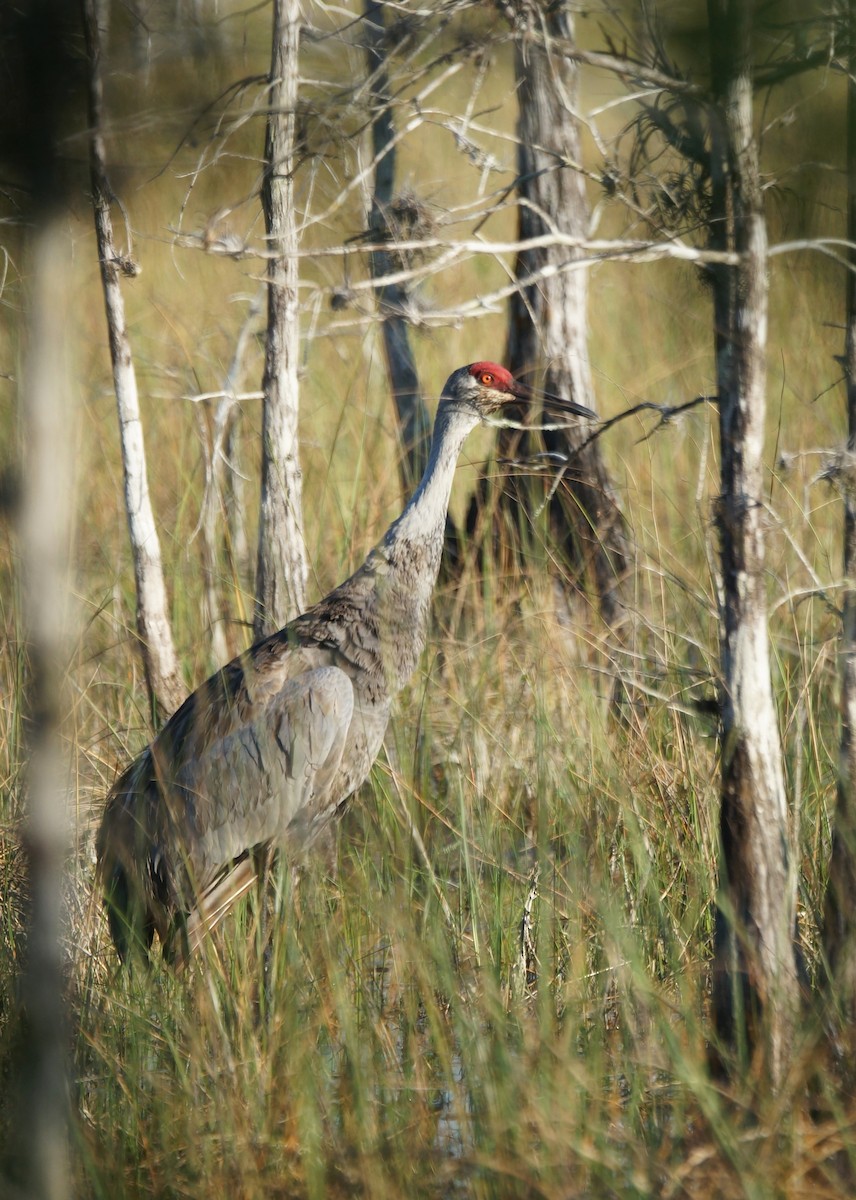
[96,362,596,962]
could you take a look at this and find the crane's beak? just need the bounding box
[507,378,598,421]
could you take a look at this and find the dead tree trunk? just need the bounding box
[707,0,798,1086]
[362,1,432,497]
[84,0,185,722]
[821,0,856,1029]
[198,295,260,664]
[254,0,308,638]
[469,1,631,631]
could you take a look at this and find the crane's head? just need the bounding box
[441,361,598,422]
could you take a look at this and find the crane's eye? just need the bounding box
[479,371,495,386]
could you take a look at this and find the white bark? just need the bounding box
[84,0,184,721]
[708,0,798,1085]
[254,0,308,637]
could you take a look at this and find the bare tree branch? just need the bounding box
[178,228,742,268]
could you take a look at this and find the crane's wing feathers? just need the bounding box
[174,663,355,884]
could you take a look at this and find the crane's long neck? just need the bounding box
[370,401,479,688]
[384,401,478,554]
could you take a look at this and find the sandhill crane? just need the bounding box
[97,362,597,963]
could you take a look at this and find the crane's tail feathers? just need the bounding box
[179,856,259,966]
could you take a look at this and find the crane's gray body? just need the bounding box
[98,508,443,957]
[96,363,596,960]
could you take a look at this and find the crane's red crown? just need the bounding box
[467,362,516,391]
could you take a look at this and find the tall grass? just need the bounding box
[1,3,854,1195]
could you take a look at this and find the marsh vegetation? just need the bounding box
[1,2,854,1195]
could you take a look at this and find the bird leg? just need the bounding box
[179,854,259,966]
